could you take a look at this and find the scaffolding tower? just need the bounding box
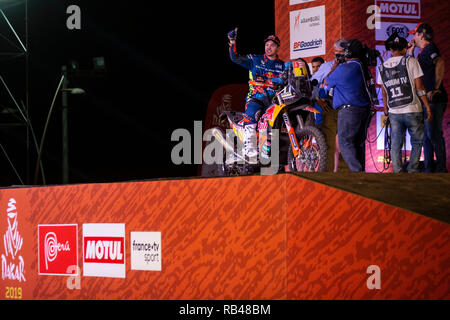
[0,0,31,185]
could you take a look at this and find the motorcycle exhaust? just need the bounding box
[211,127,251,164]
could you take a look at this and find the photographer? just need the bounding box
[312,38,349,172]
[324,39,374,172]
[378,33,432,173]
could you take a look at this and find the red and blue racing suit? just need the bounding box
[229,43,285,124]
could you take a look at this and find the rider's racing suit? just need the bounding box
[229,42,285,124]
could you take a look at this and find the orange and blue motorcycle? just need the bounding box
[212,61,328,175]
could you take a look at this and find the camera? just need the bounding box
[335,54,346,64]
[345,39,382,66]
[361,45,382,66]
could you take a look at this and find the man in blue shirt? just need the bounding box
[408,23,447,172]
[312,39,348,171]
[324,39,372,172]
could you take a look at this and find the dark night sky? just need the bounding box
[0,0,275,186]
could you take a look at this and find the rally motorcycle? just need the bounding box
[212,61,327,175]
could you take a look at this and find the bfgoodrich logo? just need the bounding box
[293,39,323,52]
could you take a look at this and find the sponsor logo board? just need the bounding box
[375,0,420,19]
[38,224,78,276]
[82,223,125,278]
[130,232,162,271]
[290,5,326,59]
[290,0,318,5]
[375,21,418,42]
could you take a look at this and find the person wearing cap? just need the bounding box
[227,28,285,162]
[378,33,432,173]
[408,23,448,173]
[323,39,374,172]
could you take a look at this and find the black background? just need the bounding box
[0,0,275,186]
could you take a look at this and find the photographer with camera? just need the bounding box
[324,39,377,172]
[378,33,432,173]
[311,38,349,172]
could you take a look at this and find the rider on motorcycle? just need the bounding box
[228,28,285,161]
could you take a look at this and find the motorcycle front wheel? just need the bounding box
[287,126,327,172]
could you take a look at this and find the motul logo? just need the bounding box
[376,0,420,19]
[84,237,124,264]
[82,223,125,278]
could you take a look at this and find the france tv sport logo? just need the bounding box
[38,224,78,276]
[82,223,126,278]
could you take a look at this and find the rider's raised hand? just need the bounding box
[227,28,238,42]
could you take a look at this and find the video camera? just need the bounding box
[360,44,382,66]
[342,39,382,66]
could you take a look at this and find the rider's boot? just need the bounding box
[225,150,239,165]
[243,123,258,164]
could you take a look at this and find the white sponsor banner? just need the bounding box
[375,21,418,42]
[130,232,162,271]
[375,0,421,19]
[290,0,318,5]
[290,5,326,59]
[83,223,126,278]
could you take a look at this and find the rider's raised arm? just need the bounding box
[229,41,253,70]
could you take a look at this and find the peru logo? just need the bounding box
[38,224,78,276]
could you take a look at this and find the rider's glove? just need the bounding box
[227,28,238,42]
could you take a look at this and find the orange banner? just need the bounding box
[1,174,449,300]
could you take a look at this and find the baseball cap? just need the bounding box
[408,23,433,35]
[385,32,408,51]
[264,35,280,46]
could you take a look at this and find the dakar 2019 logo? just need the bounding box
[1,198,26,282]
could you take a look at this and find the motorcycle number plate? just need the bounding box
[293,61,307,78]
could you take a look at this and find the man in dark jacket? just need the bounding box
[408,23,448,172]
